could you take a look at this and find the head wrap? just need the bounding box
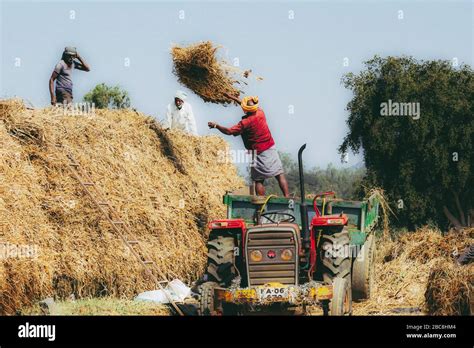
[241,96,259,113]
[175,90,188,101]
[64,46,77,57]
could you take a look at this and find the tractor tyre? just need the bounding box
[329,276,352,316]
[320,226,351,284]
[352,233,375,301]
[206,235,236,287]
[199,281,221,315]
[199,281,238,316]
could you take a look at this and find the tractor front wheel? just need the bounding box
[199,281,221,315]
[199,281,239,316]
[330,276,352,316]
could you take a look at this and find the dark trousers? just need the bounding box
[56,89,73,104]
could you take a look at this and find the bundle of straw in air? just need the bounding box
[171,41,243,104]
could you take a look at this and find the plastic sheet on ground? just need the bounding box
[134,279,191,304]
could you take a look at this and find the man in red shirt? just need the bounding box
[208,93,290,197]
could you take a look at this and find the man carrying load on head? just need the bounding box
[164,90,198,136]
[49,46,90,105]
[208,93,290,197]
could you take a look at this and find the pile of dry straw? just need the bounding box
[355,226,473,315]
[171,41,245,104]
[0,99,243,314]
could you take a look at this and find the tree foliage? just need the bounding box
[83,83,131,109]
[339,56,473,229]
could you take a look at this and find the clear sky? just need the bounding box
[1,0,472,171]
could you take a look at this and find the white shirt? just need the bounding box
[164,102,198,136]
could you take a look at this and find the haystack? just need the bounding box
[0,99,244,314]
[425,260,472,315]
[354,227,473,315]
[171,41,244,104]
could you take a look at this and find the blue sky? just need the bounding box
[1,0,472,170]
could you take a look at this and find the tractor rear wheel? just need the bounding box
[330,276,352,316]
[206,235,236,287]
[320,226,351,283]
[352,233,375,300]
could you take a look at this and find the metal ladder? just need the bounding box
[62,151,184,316]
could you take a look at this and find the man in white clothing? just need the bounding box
[164,90,198,135]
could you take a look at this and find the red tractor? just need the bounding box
[197,144,377,315]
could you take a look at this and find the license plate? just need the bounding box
[258,286,289,301]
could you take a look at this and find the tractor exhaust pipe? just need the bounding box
[298,144,310,251]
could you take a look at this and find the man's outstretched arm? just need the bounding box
[208,122,236,135]
[223,92,241,105]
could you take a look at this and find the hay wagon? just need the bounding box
[198,145,381,315]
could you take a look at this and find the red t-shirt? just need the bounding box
[229,108,275,154]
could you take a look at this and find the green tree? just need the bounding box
[83,83,131,109]
[339,56,473,229]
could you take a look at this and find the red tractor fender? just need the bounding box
[311,191,349,227]
[208,218,247,249]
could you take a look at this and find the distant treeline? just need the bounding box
[246,152,366,200]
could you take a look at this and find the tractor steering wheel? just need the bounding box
[260,211,296,223]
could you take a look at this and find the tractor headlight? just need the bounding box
[281,249,293,261]
[250,250,263,262]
